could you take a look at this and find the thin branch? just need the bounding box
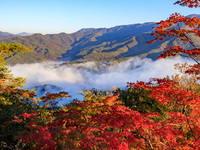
[0,50,5,56]
[177,23,200,50]
[185,114,197,141]
[180,54,200,65]
[135,128,154,150]
[135,127,178,150]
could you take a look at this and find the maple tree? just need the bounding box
[146,0,200,78]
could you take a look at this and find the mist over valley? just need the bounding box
[8,57,194,106]
[2,15,199,105]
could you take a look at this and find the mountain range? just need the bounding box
[1,14,200,65]
[0,31,34,40]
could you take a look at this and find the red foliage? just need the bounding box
[146,13,200,44]
[127,78,200,149]
[15,112,59,150]
[174,0,200,7]
[40,91,72,108]
[128,78,199,106]
[16,79,200,149]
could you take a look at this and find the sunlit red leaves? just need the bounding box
[128,78,199,106]
[81,129,131,150]
[158,46,200,59]
[182,64,200,79]
[174,0,200,7]
[16,112,58,150]
[40,91,72,107]
[20,124,58,150]
[40,91,71,102]
[79,104,158,149]
[146,13,200,45]
[19,112,38,120]
[168,112,200,149]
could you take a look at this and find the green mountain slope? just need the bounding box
[3,33,75,64]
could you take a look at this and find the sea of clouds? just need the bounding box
[8,57,194,106]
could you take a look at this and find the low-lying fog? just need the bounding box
[8,57,194,106]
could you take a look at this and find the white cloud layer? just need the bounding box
[8,57,194,105]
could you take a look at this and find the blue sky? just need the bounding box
[1,0,199,34]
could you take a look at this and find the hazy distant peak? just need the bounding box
[0,31,35,40]
[16,32,35,36]
[0,31,16,40]
[186,14,200,19]
[0,31,14,36]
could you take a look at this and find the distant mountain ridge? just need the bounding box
[1,14,200,65]
[0,31,16,40]
[0,31,34,40]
